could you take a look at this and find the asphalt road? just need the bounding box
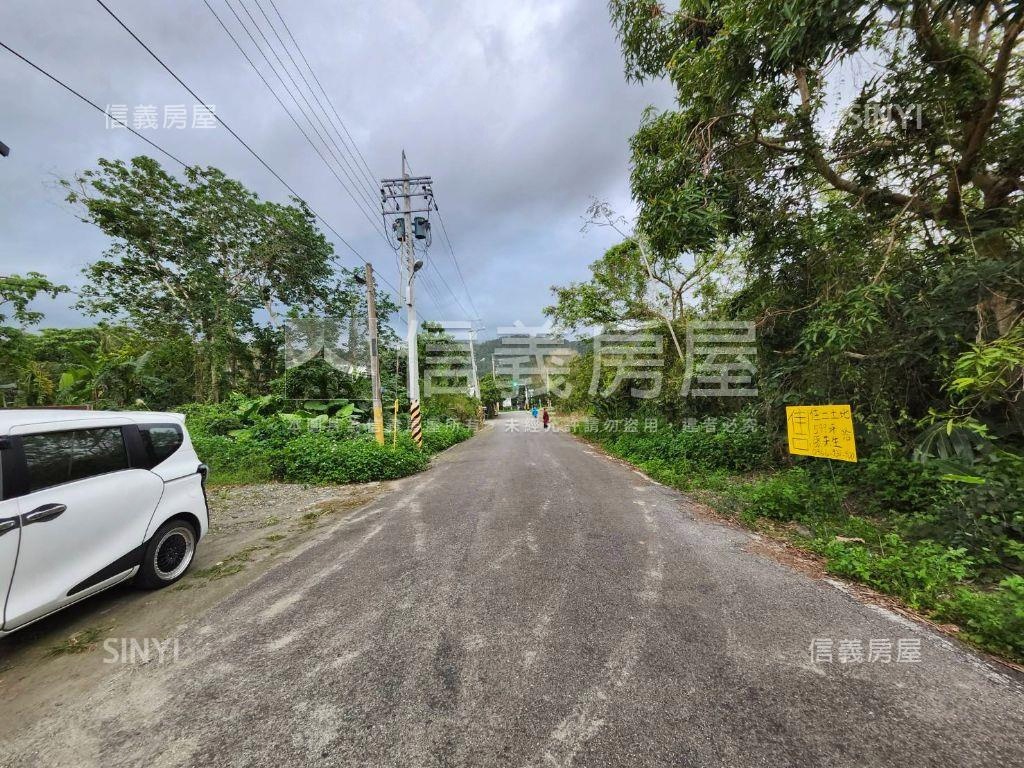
[5,412,1024,767]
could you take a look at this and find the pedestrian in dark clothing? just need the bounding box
[542,408,550,431]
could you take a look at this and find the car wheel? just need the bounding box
[136,519,197,589]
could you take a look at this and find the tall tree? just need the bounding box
[546,200,734,365]
[611,0,1024,338]
[0,272,67,326]
[64,156,344,400]
[0,273,67,393]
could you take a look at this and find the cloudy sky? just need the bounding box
[1,0,673,338]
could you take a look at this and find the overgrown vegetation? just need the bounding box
[185,394,473,486]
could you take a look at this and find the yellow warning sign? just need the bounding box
[786,404,857,463]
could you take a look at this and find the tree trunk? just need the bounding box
[210,336,224,404]
[975,233,1021,340]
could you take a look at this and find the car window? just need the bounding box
[138,424,184,468]
[22,427,129,493]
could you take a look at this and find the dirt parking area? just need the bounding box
[0,480,394,728]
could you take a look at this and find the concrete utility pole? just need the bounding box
[467,325,480,397]
[402,154,418,395]
[381,151,433,449]
[363,264,385,445]
[401,153,422,448]
[490,354,499,412]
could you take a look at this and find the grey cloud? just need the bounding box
[0,0,673,334]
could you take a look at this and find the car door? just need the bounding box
[3,422,164,630]
[0,439,21,630]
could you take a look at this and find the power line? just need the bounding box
[91,0,435,328]
[233,0,380,213]
[252,0,379,204]
[266,0,379,195]
[417,269,449,318]
[0,40,190,170]
[405,242,445,318]
[404,153,480,321]
[205,0,385,243]
[425,255,472,319]
[435,207,482,321]
[226,0,400,262]
[94,0,308,222]
[211,0,390,244]
[89,0,421,313]
[2,33,433,341]
[403,219,467,317]
[0,37,390,310]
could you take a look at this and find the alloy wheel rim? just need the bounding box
[154,527,195,580]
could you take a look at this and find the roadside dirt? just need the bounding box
[0,480,394,727]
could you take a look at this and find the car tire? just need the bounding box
[136,519,198,589]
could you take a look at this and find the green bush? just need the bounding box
[422,394,480,423]
[849,451,948,516]
[579,418,772,473]
[740,467,843,522]
[633,456,692,488]
[181,403,243,437]
[422,423,474,454]
[246,416,300,453]
[933,450,1024,565]
[281,433,429,484]
[822,534,974,611]
[185,395,475,486]
[191,434,274,485]
[937,576,1024,661]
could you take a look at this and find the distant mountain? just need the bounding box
[474,336,589,380]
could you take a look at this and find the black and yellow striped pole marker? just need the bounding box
[410,399,423,449]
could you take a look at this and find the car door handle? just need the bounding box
[0,518,18,536]
[22,503,67,524]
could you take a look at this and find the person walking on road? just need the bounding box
[531,405,539,419]
[542,407,550,431]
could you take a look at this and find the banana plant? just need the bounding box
[57,347,154,406]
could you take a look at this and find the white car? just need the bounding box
[0,409,209,636]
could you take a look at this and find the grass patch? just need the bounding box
[294,496,373,531]
[45,625,113,657]
[188,545,268,582]
[190,562,246,580]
